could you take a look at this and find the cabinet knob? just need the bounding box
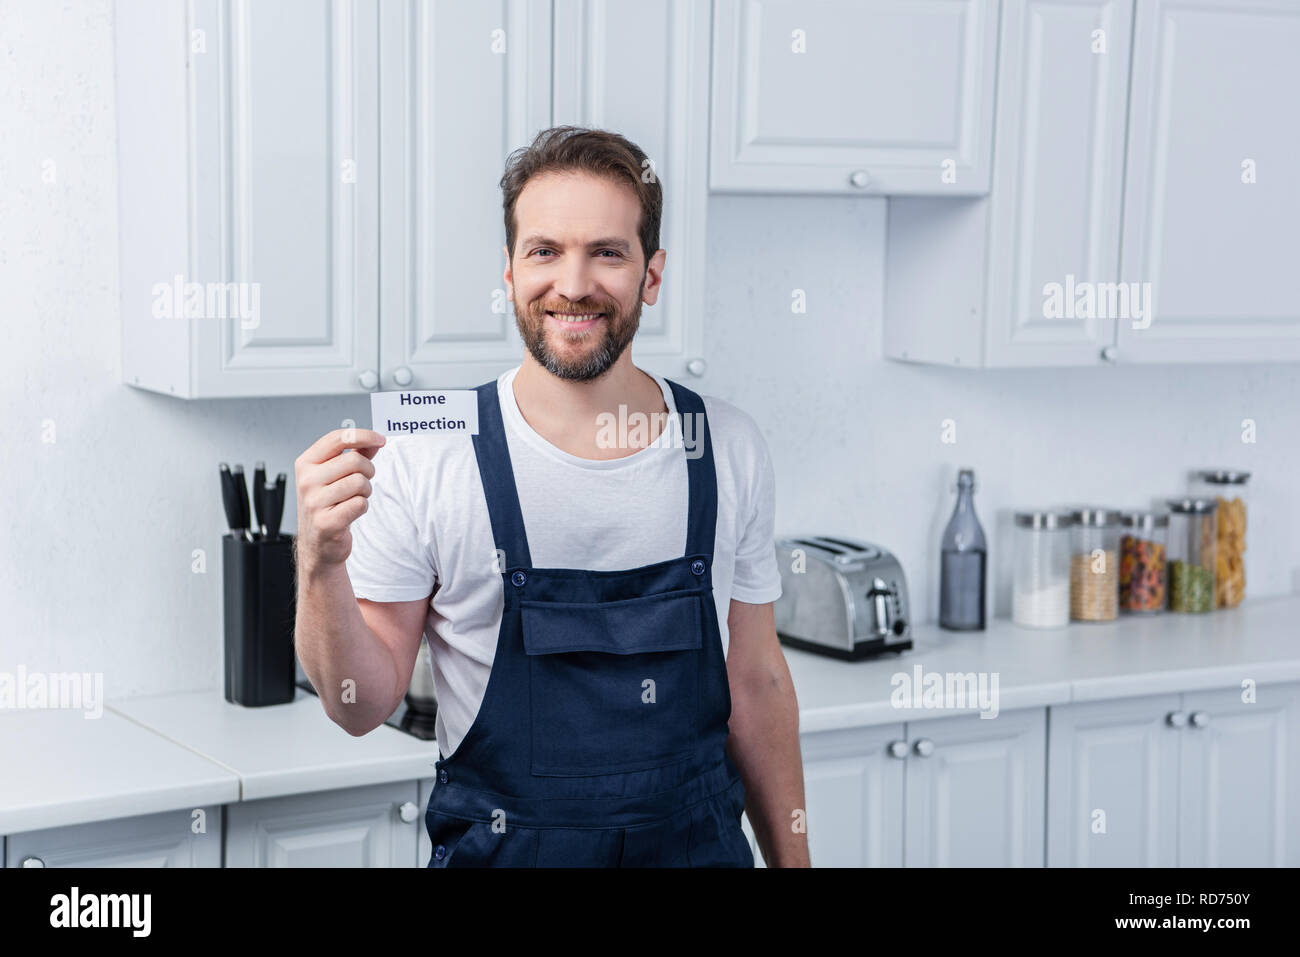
[848,169,871,189]
[393,367,413,387]
[913,738,935,758]
[1100,345,1118,363]
[398,801,419,824]
[1190,710,1210,729]
[21,856,45,868]
[358,369,379,391]
[1166,711,1188,728]
[887,740,909,759]
[685,357,707,377]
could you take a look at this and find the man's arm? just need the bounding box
[292,427,430,736]
[724,598,810,867]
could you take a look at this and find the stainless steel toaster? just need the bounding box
[773,535,913,659]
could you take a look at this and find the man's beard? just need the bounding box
[514,277,644,381]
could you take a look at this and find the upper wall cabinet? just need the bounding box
[886,0,1133,367]
[118,0,381,397]
[1116,0,1300,363]
[551,0,710,381]
[885,0,1300,367]
[710,0,999,195]
[118,0,711,397]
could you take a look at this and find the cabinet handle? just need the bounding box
[685,357,707,377]
[21,856,45,867]
[887,740,908,759]
[398,801,419,824]
[358,369,379,391]
[1100,345,1118,363]
[848,169,871,189]
[393,367,413,387]
[1166,711,1188,728]
[1190,711,1210,729]
[913,738,935,758]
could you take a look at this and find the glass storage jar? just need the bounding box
[1012,510,1073,628]
[1166,498,1218,613]
[1070,508,1120,622]
[1189,469,1250,608]
[1119,511,1168,613]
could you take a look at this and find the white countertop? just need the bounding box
[108,687,440,801]
[4,595,1298,836]
[786,594,1300,732]
[0,706,240,835]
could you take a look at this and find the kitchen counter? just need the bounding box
[108,686,439,801]
[785,593,1300,732]
[0,706,240,834]
[4,595,1298,836]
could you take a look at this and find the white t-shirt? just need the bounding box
[345,365,782,755]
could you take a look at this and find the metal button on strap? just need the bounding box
[690,559,706,576]
[511,571,527,587]
[439,769,449,784]
[434,845,446,861]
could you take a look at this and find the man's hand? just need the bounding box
[294,428,386,573]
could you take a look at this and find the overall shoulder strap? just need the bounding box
[470,380,532,568]
[665,379,718,560]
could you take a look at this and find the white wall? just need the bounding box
[2,2,1296,698]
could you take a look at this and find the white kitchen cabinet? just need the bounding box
[1047,682,1300,867]
[885,0,1134,366]
[225,780,421,867]
[116,0,381,398]
[1046,693,1181,866]
[376,0,549,390]
[1178,683,1300,867]
[710,0,998,195]
[802,723,906,867]
[5,807,222,867]
[417,776,434,868]
[551,0,710,381]
[903,708,1045,867]
[1116,0,1300,362]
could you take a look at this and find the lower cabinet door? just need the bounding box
[225,780,421,867]
[1047,694,1181,867]
[1178,682,1300,867]
[801,724,905,868]
[5,807,222,867]
[903,709,1046,867]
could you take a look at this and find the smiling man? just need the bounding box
[294,126,809,868]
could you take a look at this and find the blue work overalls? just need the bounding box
[423,378,754,867]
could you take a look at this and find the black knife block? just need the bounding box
[223,533,297,706]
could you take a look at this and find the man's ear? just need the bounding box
[502,244,513,301]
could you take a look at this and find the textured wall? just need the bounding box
[2,1,1295,699]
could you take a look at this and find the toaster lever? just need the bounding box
[866,578,895,637]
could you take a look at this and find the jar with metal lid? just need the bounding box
[1119,511,1168,613]
[1166,498,1218,613]
[1189,469,1250,608]
[1012,510,1073,628]
[1070,508,1120,621]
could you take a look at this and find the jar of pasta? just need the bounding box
[1069,508,1121,622]
[1119,511,1168,614]
[1166,498,1218,613]
[1190,469,1250,608]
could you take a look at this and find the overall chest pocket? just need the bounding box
[520,589,705,776]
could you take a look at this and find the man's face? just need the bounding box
[505,171,664,381]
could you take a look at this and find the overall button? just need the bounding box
[511,571,527,587]
[434,845,446,861]
[438,769,449,784]
[690,559,706,576]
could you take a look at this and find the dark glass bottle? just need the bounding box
[939,468,987,631]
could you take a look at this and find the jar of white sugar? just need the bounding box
[1012,510,1074,628]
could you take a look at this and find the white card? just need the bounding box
[370,390,479,437]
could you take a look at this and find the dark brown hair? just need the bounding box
[500,126,662,269]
